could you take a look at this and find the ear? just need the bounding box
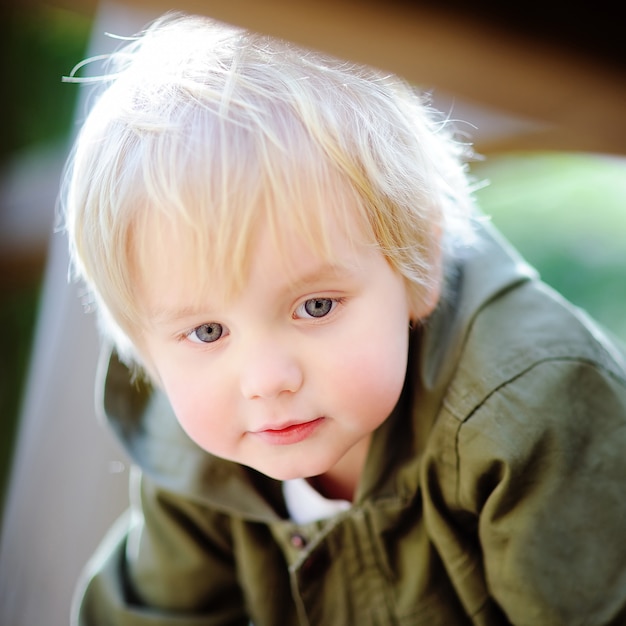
[408,224,443,324]
[408,274,441,325]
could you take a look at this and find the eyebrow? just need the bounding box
[148,261,359,326]
[283,262,359,292]
[148,304,215,327]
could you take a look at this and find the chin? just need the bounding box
[253,458,331,483]
[257,467,312,482]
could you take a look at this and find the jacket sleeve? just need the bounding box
[423,358,626,626]
[73,468,249,626]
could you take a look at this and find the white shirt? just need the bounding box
[282,478,351,524]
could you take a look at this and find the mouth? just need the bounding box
[252,417,325,446]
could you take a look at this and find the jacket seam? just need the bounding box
[449,355,626,508]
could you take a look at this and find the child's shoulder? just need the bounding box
[439,222,626,417]
[430,234,626,490]
[424,221,626,462]
[453,267,626,416]
[421,226,626,524]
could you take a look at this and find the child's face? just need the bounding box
[135,200,421,484]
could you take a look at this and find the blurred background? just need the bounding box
[1,1,624,624]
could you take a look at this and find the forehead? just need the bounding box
[131,179,376,315]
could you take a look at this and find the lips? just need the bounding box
[253,417,325,445]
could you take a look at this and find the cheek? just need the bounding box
[157,367,234,456]
[325,323,409,421]
[325,277,411,421]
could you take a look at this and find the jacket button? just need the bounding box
[290,533,307,549]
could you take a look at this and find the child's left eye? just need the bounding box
[296,298,337,319]
[186,322,225,344]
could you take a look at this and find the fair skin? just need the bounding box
[134,197,435,501]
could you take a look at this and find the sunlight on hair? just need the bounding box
[62,12,478,367]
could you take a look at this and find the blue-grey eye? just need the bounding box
[191,322,223,343]
[304,298,333,318]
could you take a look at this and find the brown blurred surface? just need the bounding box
[47,0,626,155]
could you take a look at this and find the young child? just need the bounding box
[63,12,626,626]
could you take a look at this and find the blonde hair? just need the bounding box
[62,12,477,366]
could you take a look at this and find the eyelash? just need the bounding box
[181,297,345,345]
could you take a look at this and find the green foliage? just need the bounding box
[0,286,40,514]
[473,152,626,342]
[0,4,92,164]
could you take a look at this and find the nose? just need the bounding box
[239,340,304,400]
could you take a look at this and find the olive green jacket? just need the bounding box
[74,224,626,625]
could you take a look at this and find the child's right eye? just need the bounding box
[294,297,340,320]
[187,322,224,344]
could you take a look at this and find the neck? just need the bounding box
[307,435,371,502]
